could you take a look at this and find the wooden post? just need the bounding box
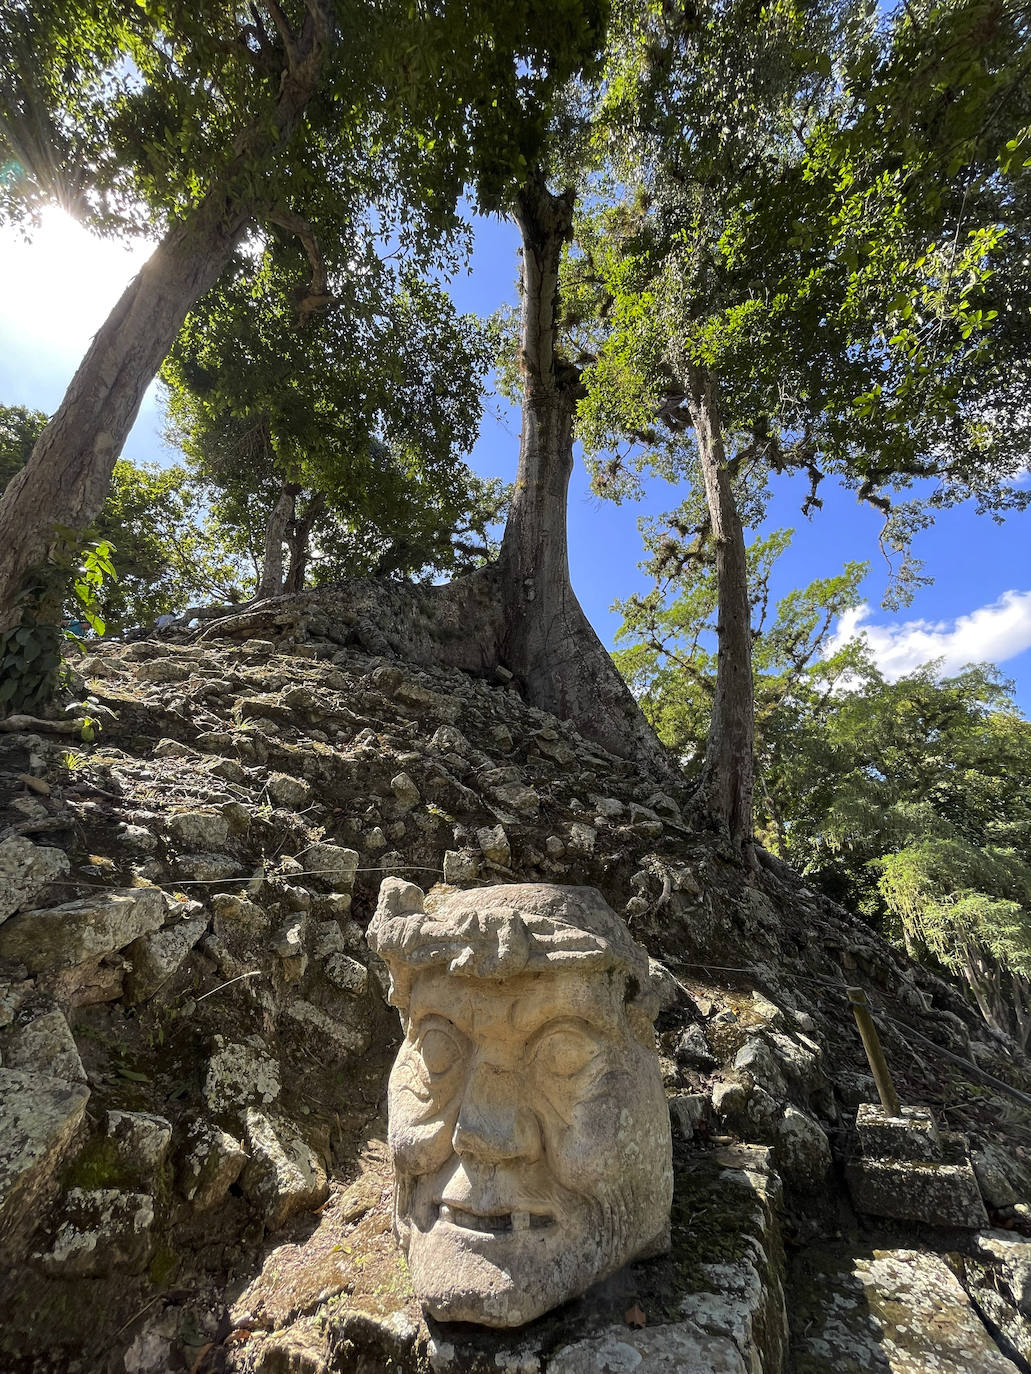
[847,986,902,1117]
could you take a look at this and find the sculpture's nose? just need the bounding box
[452,1060,542,1164]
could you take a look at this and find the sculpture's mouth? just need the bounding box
[437,1203,553,1234]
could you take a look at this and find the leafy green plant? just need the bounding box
[0,532,118,716]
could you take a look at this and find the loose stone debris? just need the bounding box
[0,592,1029,1372]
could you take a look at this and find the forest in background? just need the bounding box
[1,0,1030,1046]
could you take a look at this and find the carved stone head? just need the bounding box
[368,880,673,1327]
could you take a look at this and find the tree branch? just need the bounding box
[266,208,332,321]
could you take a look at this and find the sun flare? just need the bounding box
[0,208,154,373]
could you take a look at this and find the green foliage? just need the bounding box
[163,240,500,588]
[614,523,868,775]
[87,460,248,630]
[0,403,47,491]
[0,530,116,713]
[2,404,246,634]
[68,533,116,637]
[774,658,1031,1043]
[573,0,1031,599]
[615,501,1031,1043]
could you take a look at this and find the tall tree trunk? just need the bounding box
[284,490,326,593]
[0,7,332,633]
[685,365,755,857]
[496,172,673,777]
[256,482,300,599]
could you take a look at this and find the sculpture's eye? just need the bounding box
[418,1025,463,1077]
[533,1026,599,1078]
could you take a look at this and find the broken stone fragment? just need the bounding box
[0,887,164,974]
[212,892,266,927]
[973,1142,1031,1209]
[476,824,511,867]
[282,998,370,1058]
[153,738,197,759]
[370,663,404,695]
[301,843,359,892]
[0,1068,91,1261]
[136,658,190,683]
[281,684,315,712]
[117,823,158,853]
[775,1106,832,1192]
[322,953,368,997]
[240,1109,329,1229]
[489,782,540,818]
[219,796,251,829]
[0,837,70,924]
[442,849,480,883]
[178,1121,248,1210]
[390,771,421,808]
[203,1036,281,1114]
[677,1022,716,1069]
[105,1110,172,1177]
[711,1075,751,1131]
[271,917,308,982]
[175,853,242,883]
[2,1007,86,1083]
[268,772,312,809]
[669,1093,709,1140]
[973,1231,1031,1316]
[125,915,207,1003]
[566,822,597,854]
[310,920,346,957]
[38,1187,155,1275]
[166,810,230,850]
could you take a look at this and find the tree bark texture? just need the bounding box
[257,483,300,599]
[496,174,673,777]
[0,6,332,632]
[284,490,326,593]
[686,365,756,855]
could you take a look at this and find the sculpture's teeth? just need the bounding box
[439,1204,454,1223]
[511,1211,530,1232]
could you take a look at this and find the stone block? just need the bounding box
[442,849,480,883]
[0,887,164,973]
[125,915,207,1003]
[856,1102,942,1161]
[0,1068,90,1261]
[302,843,359,892]
[105,1110,172,1177]
[204,1036,281,1114]
[241,1110,329,1229]
[0,837,70,924]
[669,1093,708,1139]
[166,810,230,850]
[178,1121,248,1210]
[38,1187,155,1275]
[846,1156,989,1227]
[2,1007,86,1082]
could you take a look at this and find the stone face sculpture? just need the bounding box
[368,879,674,1327]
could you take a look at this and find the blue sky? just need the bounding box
[2,208,1029,714]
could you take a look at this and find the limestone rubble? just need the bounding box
[0,601,1029,1371]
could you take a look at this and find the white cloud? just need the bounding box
[827,590,1031,680]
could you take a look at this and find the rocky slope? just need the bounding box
[2,600,1031,1373]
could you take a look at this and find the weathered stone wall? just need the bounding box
[1,609,1030,1373]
